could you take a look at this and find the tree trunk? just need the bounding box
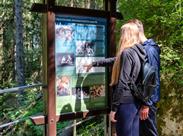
[0,24,3,79]
[14,0,25,86]
[70,0,74,7]
[90,0,96,9]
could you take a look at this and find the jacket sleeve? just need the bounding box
[92,57,116,67]
[144,46,160,106]
[111,51,132,112]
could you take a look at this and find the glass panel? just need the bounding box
[55,14,108,114]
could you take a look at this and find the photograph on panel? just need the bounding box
[75,57,105,73]
[56,53,75,67]
[56,75,72,96]
[55,24,76,53]
[76,41,95,57]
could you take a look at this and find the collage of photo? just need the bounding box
[56,76,105,98]
[55,15,107,101]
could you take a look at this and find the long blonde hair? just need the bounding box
[110,22,141,86]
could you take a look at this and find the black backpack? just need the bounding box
[130,49,157,103]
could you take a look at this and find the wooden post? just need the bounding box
[46,11,56,136]
[109,1,117,136]
[109,17,117,136]
[42,4,48,135]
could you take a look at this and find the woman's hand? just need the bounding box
[110,111,117,122]
[140,105,149,120]
[83,64,92,72]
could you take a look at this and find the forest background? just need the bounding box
[0,0,183,136]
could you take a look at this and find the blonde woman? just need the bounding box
[84,22,145,136]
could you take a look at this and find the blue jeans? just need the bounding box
[140,104,158,136]
[116,103,140,136]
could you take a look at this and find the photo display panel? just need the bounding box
[55,14,107,114]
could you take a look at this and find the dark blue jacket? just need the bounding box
[143,39,160,106]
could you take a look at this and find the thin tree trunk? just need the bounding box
[14,0,25,86]
[70,0,74,7]
[0,25,3,73]
[90,0,96,9]
[86,0,90,9]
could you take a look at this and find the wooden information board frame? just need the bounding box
[30,0,122,135]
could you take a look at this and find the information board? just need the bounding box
[55,14,108,114]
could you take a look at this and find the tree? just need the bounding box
[14,0,25,86]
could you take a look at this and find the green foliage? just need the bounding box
[0,88,44,136]
[0,0,44,135]
[76,116,104,136]
[118,0,183,135]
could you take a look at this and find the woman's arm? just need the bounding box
[92,57,116,67]
[83,57,116,72]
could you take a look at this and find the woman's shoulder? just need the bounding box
[121,48,135,59]
[122,44,145,59]
[123,46,136,55]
